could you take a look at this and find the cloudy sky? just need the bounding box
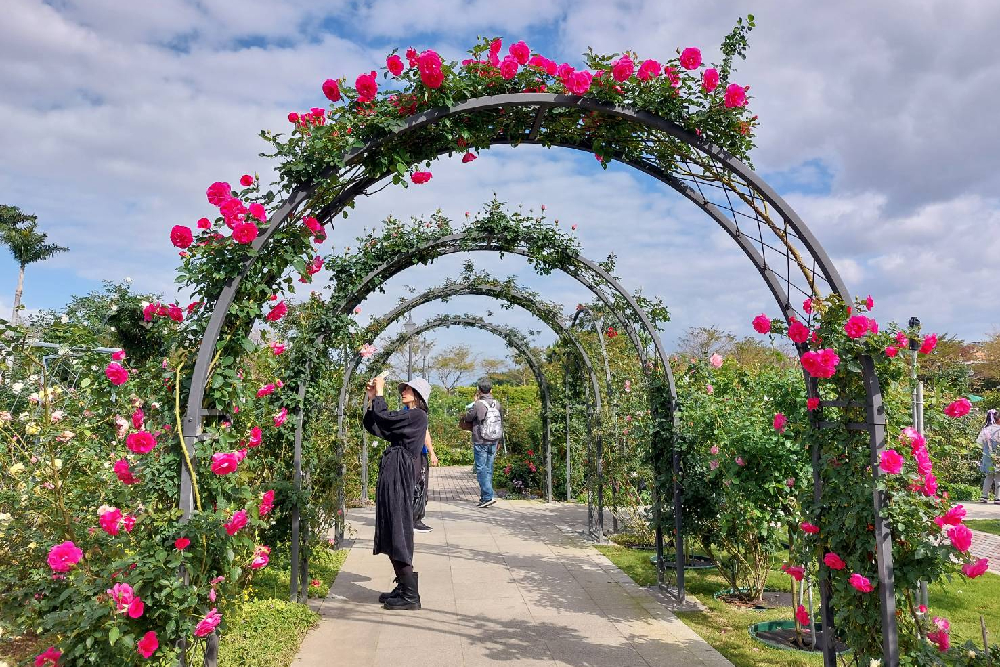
[2,0,999,368]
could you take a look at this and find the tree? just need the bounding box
[387,335,436,379]
[675,326,737,360]
[479,357,509,378]
[431,344,477,393]
[0,205,68,324]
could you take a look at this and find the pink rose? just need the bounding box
[127,596,144,618]
[302,216,322,234]
[679,47,702,70]
[773,413,787,433]
[801,349,840,379]
[927,617,950,652]
[736,456,745,466]
[170,225,193,249]
[895,331,908,347]
[111,349,126,361]
[126,431,157,454]
[114,458,139,485]
[269,341,286,356]
[944,398,971,418]
[823,552,845,570]
[934,504,966,528]
[948,524,972,552]
[35,647,62,666]
[265,301,287,322]
[250,545,271,570]
[274,407,288,427]
[500,55,518,80]
[417,51,443,89]
[781,564,805,581]
[359,344,377,359]
[99,507,123,536]
[386,54,404,76]
[210,452,240,476]
[844,315,870,339]
[248,426,263,448]
[232,221,259,245]
[701,68,719,92]
[962,558,989,578]
[509,41,530,65]
[724,83,748,108]
[709,445,719,455]
[223,510,248,536]
[795,605,810,626]
[885,345,898,358]
[564,70,593,95]
[260,489,276,516]
[752,314,771,334]
[462,152,477,163]
[709,459,719,470]
[105,362,129,386]
[803,298,813,314]
[709,353,723,368]
[206,182,232,206]
[47,541,84,572]
[355,71,378,102]
[194,608,223,637]
[865,295,874,310]
[637,59,661,81]
[322,78,341,102]
[788,319,810,344]
[807,397,820,411]
[411,171,432,184]
[848,573,874,593]
[706,384,714,394]
[922,472,939,497]
[239,174,254,187]
[137,631,158,659]
[800,522,819,534]
[919,333,938,354]
[879,449,904,474]
[257,384,276,398]
[611,54,634,82]
[175,537,190,550]
[248,203,267,222]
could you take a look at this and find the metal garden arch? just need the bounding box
[183,94,895,666]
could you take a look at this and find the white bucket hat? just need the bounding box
[397,377,431,405]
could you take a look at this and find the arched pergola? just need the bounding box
[182,93,894,666]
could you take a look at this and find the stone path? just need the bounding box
[293,466,732,667]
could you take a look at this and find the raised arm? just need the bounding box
[363,395,425,440]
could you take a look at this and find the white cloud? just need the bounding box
[1,0,998,356]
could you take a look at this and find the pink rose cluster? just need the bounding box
[142,301,187,323]
[201,180,266,246]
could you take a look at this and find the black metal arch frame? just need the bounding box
[182,93,896,666]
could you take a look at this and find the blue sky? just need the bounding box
[3,0,1000,371]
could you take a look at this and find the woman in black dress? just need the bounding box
[363,374,430,610]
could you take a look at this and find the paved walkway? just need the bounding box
[293,467,732,667]
[965,501,1000,573]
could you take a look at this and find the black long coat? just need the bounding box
[363,395,427,565]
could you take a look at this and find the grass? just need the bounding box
[597,545,1000,667]
[967,519,1000,536]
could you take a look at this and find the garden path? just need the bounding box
[292,466,732,667]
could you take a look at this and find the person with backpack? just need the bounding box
[460,378,503,508]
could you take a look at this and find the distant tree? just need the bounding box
[918,333,974,390]
[975,330,1000,390]
[479,357,509,378]
[0,205,68,324]
[387,336,437,379]
[431,344,477,393]
[730,336,796,370]
[675,326,737,361]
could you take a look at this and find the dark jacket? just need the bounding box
[462,393,503,445]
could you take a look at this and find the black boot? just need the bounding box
[383,572,420,610]
[378,578,400,603]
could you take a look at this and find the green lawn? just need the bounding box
[597,545,1000,667]
[218,544,346,667]
[967,519,1000,536]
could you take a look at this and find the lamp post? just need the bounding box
[404,314,417,381]
[908,316,929,610]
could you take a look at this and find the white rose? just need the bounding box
[11,382,23,393]
[0,513,11,524]
[60,315,69,324]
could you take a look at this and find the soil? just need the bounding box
[718,589,794,610]
[756,626,849,653]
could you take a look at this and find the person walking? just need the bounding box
[413,429,439,533]
[979,408,1000,504]
[363,375,431,610]
[460,378,503,508]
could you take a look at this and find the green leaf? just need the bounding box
[109,626,120,646]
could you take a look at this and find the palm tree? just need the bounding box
[0,205,68,324]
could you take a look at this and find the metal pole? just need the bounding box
[361,394,370,503]
[565,366,572,502]
[290,376,307,602]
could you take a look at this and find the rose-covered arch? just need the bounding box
[177,27,901,665]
